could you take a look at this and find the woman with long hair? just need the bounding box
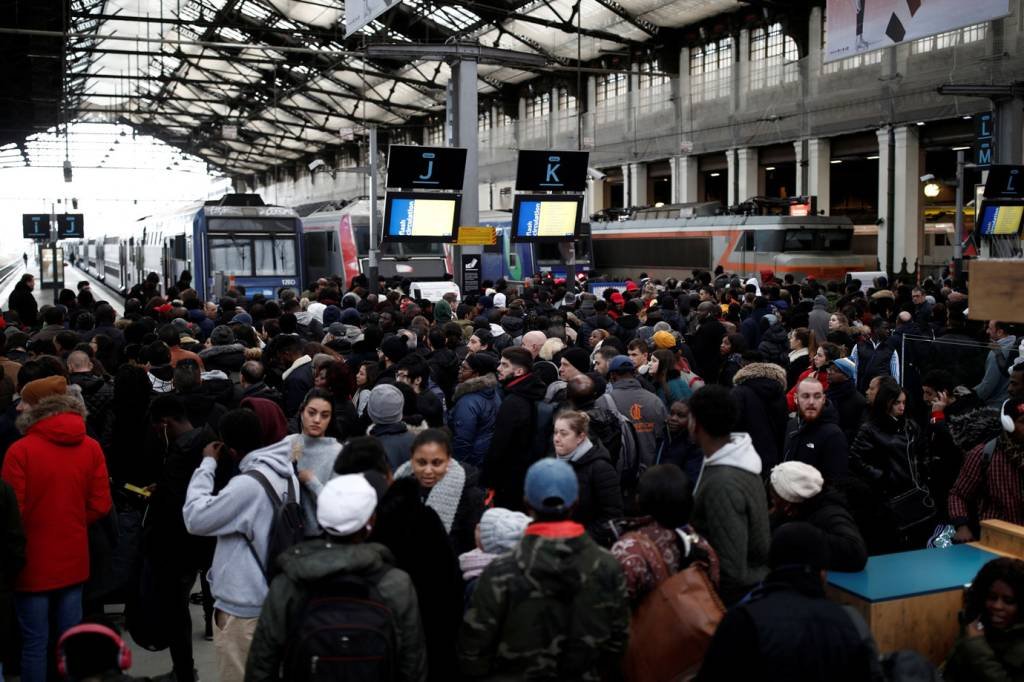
[786,341,842,411]
[353,360,381,418]
[945,557,1024,681]
[849,380,928,552]
[649,348,692,407]
[786,327,817,389]
[717,333,747,387]
[313,359,360,441]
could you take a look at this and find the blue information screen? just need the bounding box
[384,194,459,240]
[512,196,581,240]
[978,203,1024,236]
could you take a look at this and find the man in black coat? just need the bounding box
[7,274,37,329]
[782,377,850,481]
[688,302,726,382]
[732,362,789,472]
[697,523,883,682]
[768,461,867,572]
[483,347,548,510]
[824,358,866,445]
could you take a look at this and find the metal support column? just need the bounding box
[954,150,965,283]
[451,57,480,292]
[368,126,380,295]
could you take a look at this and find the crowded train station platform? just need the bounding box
[3,0,1024,680]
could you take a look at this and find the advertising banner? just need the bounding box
[824,0,1009,62]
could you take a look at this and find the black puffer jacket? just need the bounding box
[849,415,924,497]
[757,322,791,367]
[199,343,246,375]
[782,403,850,481]
[68,372,115,437]
[483,373,548,510]
[567,440,624,546]
[773,487,867,572]
[732,363,789,471]
[825,379,866,445]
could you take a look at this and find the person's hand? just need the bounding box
[954,525,975,544]
[931,390,952,414]
[966,618,985,639]
[298,469,316,485]
[203,442,224,461]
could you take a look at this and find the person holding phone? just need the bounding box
[944,557,1024,681]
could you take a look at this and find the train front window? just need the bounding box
[208,237,250,274]
[254,237,297,276]
[208,218,297,232]
[783,229,852,251]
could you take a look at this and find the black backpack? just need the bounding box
[244,469,305,581]
[284,572,397,682]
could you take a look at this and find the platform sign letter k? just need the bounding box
[546,155,561,185]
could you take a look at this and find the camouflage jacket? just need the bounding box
[458,520,630,681]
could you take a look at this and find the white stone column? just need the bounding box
[670,155,698,204]
[894,125,921,272]
[876,127,892,271]
[793,141,806,196]
[625,162,649,207]
[588,177,606,213]
[729,147,758,205]
[807,138,831,215]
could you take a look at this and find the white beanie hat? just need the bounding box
[770,461,824,503]
[493,292,507,308]
[316,474,377,536]
[478,508,531,554]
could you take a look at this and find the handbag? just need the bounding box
[622,531,725,682]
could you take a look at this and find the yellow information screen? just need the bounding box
[385,196,459,239]
[513,196,581,240]
[979,204,1024,236]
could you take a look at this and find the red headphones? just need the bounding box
[56,623,132,678]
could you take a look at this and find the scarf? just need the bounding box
[394,458,467,534]
[558,437,593,463]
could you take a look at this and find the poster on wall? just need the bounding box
[824,0,1009,62]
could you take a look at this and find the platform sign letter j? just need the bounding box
[419,152,435,182]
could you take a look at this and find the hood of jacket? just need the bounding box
[734,362,787,391]
[618,314,640,331]
[697,432,762,486]
[512,528,594,598]
[585,313,617,331]
[279,538,396,584]
[240,397,289,446]
[503,372,547,401]
[199,343,246,360]
[796,401,841,432]
[500,315,525,336]
[68,372,107,395]
[453,372,499,402]
[16,394,87,444]
[239,434,303,480]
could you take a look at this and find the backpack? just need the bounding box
[531,400,556,461]
[621,530,725,681]
[599,393,642,491]
[243,469,305,582]
[284,572,398,682]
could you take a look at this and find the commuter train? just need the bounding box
[68,194,305,301]
[590,204,875,280]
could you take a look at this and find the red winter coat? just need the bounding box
[1,395,111,592]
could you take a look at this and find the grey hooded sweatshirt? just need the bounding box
[183,438,301,618]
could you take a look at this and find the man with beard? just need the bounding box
[782,378,849,481]
[483,347,549,510]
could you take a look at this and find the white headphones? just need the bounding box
[1001,399,1020,433]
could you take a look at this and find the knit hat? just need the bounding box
[493,292,507,308]
[230,312,253,326]
[171,318,189,334]
[813,295,828,308]
[832,357,856,381]
[20,376,67,406]
[465,352,498,375]
[478,508,531,554]
[608,355,635,373]
[316,474,377,537]
[770,462,824,503]
[770,522,828,571]
[341,307,361,324]
[209,325,235,346]
[532,360,559,386]
[653,330,677,350]
[763,314,779,327]
[524,458,578,513]
[322,305,343,327]
[381,335,410,363]
[560,347,590,374]
[367,384,404,425]
[326,322,347,339]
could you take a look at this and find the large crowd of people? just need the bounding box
[2,265,1024,681]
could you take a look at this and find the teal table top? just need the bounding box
[827,544,999,602]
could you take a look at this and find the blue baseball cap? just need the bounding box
[524,458,578,513]
[831,357,856,381]
[608,355,636,373]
